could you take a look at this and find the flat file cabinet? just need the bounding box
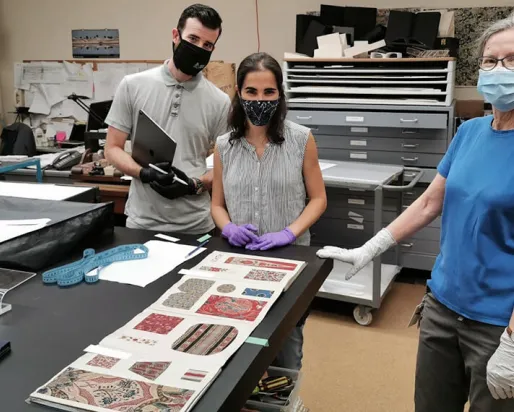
[289,103,455,273]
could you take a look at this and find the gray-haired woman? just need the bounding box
[318,14,514,411]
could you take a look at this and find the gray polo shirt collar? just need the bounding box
[161,60,202,91]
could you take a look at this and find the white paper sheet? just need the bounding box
[14,62,30,90]
[93,70,117,101]
[0,219,50,243]
[98,240,207,287]
[0,182,91,201]
[29,86,51,115]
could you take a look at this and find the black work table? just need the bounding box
[0,227,332,412]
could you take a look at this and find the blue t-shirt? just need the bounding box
[429,115,514,327]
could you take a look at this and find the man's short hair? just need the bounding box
[177,4,223,37]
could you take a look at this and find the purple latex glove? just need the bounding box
[221,223,259,247]
[246,228,297,251]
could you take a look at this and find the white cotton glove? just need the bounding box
[487,329,514,400]
[316,228,396,280]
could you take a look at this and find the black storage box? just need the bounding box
[0,197,114,271]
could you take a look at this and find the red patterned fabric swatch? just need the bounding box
[224,256,297,271]
[86,355,120,369]
[36,367,194,411]
[129,361,171,381]
[134,313,184,335]
[244,269,286,282]
[181,369,207,382]
[172,324,238,355]
[196,295,266,322]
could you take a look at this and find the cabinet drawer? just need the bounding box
[411,226,440,241]
[318,148,444,168]
[326,188,399,212]
[323,204,397,223]
[288,110,448,129]
[399,238,440,255]
[400,253,437,271]
[310,125,448,140]
[315,134,447,154]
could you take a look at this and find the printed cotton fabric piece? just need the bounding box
[243,288,274,298]
[172,324,238,355]
[36,367,194,412]
[164,279,215,310]
[217,284,236,293]
[119,335,157,346]
[134,313,184,335]
[181,369,207,383]
[244,269,286,282]
[129,361,171,381]
[86,355,120,369]
[225,256,297,271]
[196,295,267,322]
[199,266,228,272]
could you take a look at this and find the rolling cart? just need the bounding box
[317,161,423,325]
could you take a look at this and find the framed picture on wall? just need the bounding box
[72,29,120,58]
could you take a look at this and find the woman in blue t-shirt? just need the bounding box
[318,14,514,412]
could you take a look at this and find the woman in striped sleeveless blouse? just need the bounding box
[211,52,327,371]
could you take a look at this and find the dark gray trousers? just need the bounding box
[415,293,514,412]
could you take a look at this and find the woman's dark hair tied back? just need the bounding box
[228,52,287,145]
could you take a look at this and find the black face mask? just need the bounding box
[172,34,212,76]
[240,98,280,126]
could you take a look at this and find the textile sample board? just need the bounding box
[180,251,308,292]
[29,251,306,412]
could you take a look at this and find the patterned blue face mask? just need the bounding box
[240,98,279,126]
[477,68,514,112]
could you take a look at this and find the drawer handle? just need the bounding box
[296,116,312,120]
[404,172,416,178]
[310,127,319,131]
[401,242,414,248]
[400,118,419,123]
[405,191,414,196]
[402,130,419,134]
[402,144,419,148]
[401,156,419,162]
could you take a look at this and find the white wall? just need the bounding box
[1,0,513,120]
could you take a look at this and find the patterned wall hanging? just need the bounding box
[172,324,238,355]
[376,6,514,86]
[36,368,194,412]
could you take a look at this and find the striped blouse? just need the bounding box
[217,120,311,246]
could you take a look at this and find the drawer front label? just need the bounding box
[348,199,365,205]
[350,127,368,133]
[346,116,364,123]
[350,152,368,160]
[350,139,367,146]
[347,224,364,230]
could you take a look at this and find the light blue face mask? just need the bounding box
[477,68,514,112]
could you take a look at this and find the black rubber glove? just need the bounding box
[150,166,197,200]
[139,162,173,184]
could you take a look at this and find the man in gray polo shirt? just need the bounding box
[105,4,230,235]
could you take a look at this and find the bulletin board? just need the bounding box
[376,7,514,86]
[15,59,235,132]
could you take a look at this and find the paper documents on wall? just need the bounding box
[97,240,207,287]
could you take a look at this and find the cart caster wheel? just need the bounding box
[353,306,373,326]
